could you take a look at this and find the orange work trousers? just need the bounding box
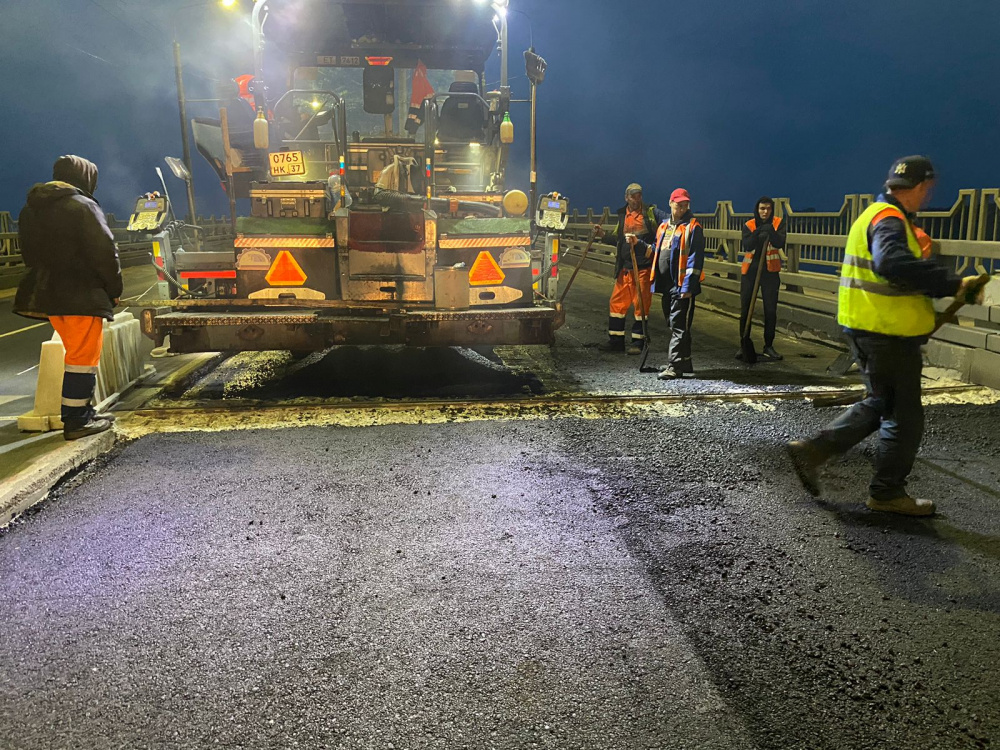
[50,315,104,420]
[608,267,653,339]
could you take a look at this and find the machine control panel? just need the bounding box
[127,193,169,232]
[536,192,569,232]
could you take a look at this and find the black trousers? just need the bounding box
[739,268,780,346]
[661,288,696,373]
[811,334,924,501]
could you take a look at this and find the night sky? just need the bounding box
[2,0,999,221]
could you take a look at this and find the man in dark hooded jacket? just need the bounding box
[14,155,123,439]
[737,196,787,360]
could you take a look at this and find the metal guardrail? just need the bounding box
[564,191,1000,387]
[0,211,233,265]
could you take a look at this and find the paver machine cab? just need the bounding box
[144,0,564,353]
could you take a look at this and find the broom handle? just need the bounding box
[742,241,770,340]
[931,273,990,335]
[558,229,597,306]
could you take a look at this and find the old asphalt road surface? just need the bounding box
[2,270,999,748]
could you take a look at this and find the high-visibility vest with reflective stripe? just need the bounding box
[837,202,935,337]
[654,217,706,286]
[742,217,783,274]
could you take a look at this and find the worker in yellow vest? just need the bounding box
[786,156,986,516]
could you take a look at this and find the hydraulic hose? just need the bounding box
[372,188,502,218]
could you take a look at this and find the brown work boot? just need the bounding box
[63,417,113,441]
[866,495,936,517]
[786,439,828,497]
[625,344,642,355]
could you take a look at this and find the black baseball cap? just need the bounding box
[885,155,936,189]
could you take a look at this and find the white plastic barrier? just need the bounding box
[18,312,153,432]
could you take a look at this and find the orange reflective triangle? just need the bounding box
[265,250,308,286]
[468,251,505,286]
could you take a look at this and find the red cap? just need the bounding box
[670,188,691,204]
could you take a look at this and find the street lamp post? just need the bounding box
[171,0,237,232]
[173,40,198,229]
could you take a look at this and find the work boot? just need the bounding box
[625,344,642,355]
[735,349,745,361]
[63,417,113,441]
[866,495,936,517]
[657,366,679,380]
[86,407,116,423]
[786,439,828,497]
[597,340,625,353]
[763,345,783,361]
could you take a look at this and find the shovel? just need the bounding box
[558,228,598,306]
[628,239,655,372]
[740,242,769,365]
[814,273,991,408]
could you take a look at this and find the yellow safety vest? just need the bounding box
[838,202,935,337]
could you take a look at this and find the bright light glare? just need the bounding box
[311,100,321,109]
[220,0,237,7]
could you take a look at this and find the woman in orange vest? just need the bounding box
[737,196,787,360]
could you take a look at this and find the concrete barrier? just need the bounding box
[18,312,154,432]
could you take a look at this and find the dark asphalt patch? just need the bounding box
[558,402,1000,749]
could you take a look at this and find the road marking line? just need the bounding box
[0,431,60,456]
[16,365,39,376]
[0,322,49,339]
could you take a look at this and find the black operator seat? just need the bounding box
[437,80,488,143]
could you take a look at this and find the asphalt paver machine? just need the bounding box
[143,0,565,354]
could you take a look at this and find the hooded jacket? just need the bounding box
[13,155,123,320]
[740,196,787,275]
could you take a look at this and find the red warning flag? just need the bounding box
[405,61,436,135]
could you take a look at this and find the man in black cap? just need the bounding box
[14,155,122,440]
[786,156,987,516]
[593,183,668,354]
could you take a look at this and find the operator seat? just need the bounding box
[437,81,488,142]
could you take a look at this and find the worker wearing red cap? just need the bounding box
[651,188,705,379]
[593,183,669,353]
[787,156,988,516]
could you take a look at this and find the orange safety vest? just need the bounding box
[654,217,706,287]
[742,217,783,274]
[914,226,933,259]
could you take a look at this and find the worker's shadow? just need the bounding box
[816,497,1000,615]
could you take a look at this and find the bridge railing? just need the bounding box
[0,211,234,285]
[564,189,1000,388]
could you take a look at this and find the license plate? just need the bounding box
[269,150,306,177]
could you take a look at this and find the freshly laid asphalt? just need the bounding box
[1,270,998,749]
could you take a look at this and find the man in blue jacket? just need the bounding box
[593,183,669,354]
[652,188,705,379]
[787,156,986,516]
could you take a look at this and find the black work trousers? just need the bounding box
[661,288,696,373]
[739,268,780,346]
[812,334,924,500]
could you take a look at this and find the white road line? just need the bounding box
[0,430,61,456]
[0,322,49,339]
[16,365,39,376]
